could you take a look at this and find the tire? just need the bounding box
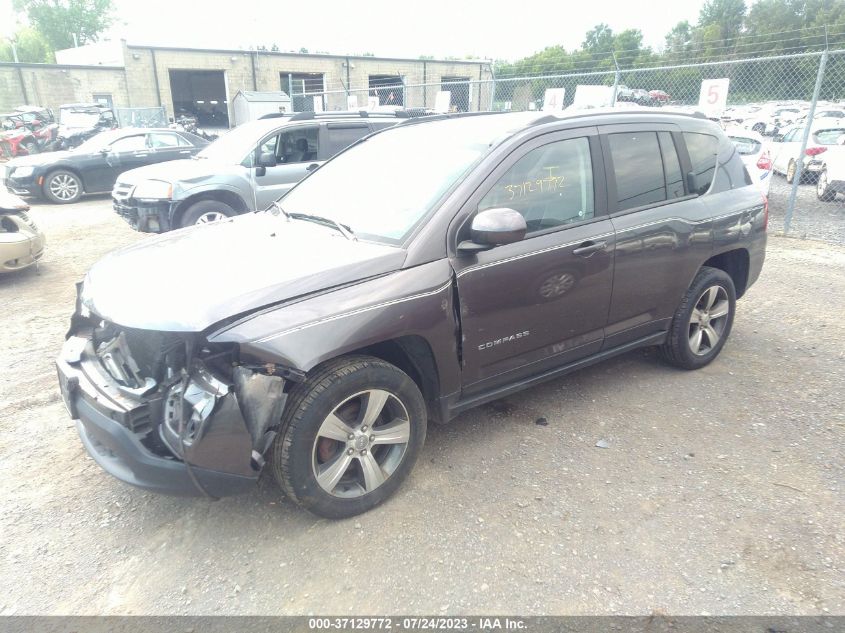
[179,199,235,228]
[660,266,737,370]
[271,355,427,519]
[43,170,82,204]
[785,159,796,184]
[817,168,836,202]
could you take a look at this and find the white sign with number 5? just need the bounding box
[698,78,730,116]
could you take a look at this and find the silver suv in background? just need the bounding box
[112,111,410,232]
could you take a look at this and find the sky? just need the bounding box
[2,0,715,61]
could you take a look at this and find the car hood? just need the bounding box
[117,158,235,185]
[81,212,406,332]
[6,150,75,168]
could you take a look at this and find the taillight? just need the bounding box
[756,152,772,170]
[762,194,769,232]
[805,146,827,156]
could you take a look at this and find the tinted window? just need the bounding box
[479,137,594,233]
[148,132,187,148]
[659,132,685,199]
[109,135,146,152]
[324,124,371,156]
[608,131,666,210]
[683,132,718,195]
[713,148,752,193]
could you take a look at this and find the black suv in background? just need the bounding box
[112,111,409,232]
[58,110,766,518]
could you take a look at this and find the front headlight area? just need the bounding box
[132,179,172,200]
[11,165,35,179]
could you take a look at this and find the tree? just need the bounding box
[698,0,746,46]
[12,0,115,52]
[0,27,52,63]
[582,23,615,58]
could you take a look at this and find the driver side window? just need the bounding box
[478,137,594,234]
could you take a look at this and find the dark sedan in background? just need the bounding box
[2,128,208,204]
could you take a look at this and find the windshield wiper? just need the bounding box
[287,212,356,241]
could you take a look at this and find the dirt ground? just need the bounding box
[0,196,843,616]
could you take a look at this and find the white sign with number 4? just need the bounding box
[698,78,730,116]
[542,88,566,111]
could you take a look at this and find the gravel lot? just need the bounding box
[0,196,843,616]
[768,172,845,244]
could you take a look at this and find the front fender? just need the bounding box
[208,259,460,401]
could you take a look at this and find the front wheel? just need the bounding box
[786,159,797,184]
[179,200,235,227]
[43,170,82,204]
[271,356,427,519]
[817,169,836,201]
[660,266,736,370]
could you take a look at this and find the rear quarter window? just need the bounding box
[713,147,753,193]
[814,128,845,145]
[683,132,718,195]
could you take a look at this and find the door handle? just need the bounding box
[134,152,149,157]
[572,240,607,257]
[306,163,319,172]
[179,150,192,154]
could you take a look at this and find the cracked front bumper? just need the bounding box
[113,198,176,233]
[57,335,259,497]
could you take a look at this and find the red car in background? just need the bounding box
[649,90,671,103]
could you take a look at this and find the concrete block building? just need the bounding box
[0,41,493,127]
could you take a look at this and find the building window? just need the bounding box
[92,93,113,109]
[368,75,404,107]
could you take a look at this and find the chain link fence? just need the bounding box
[116,107,168,129]
[293,50,845,242]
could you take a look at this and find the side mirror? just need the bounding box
[257,151,277,168]
[458,208,527,253]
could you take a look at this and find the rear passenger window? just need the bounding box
[478,137,594,233]
[683,132,718,195]
[713,147,753,193]
[325,124,371,156]
[607,131,668,211]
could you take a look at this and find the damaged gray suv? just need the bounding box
[57,110,767,518]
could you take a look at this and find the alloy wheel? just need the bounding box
[49,174,79,201]
[688,285,730,356]
[195,211,227,224]
[311,389,411,498]
[817,170,828,197]
[787,160,796,182]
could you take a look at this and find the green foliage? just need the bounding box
[12,0,115,53]
[0,27,53,63]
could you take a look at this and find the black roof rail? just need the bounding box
[286,110,423,122]
[395,110,504,127]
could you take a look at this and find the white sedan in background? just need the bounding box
[815,132,845,201]
[725,126,772,195]
[771,118,845,183]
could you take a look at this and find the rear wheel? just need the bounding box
[271,355,427,519]
[179,200,235,227]
[43,170,82,204]
[661,266,736,370]
[817,168,836,202]
[786,159,797,184]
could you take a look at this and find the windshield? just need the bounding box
[197,122,272,162]
[61,110,100,128]
[278,117,514,244]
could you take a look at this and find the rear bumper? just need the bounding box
[57,336,258,498]
[113,198,175,233]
